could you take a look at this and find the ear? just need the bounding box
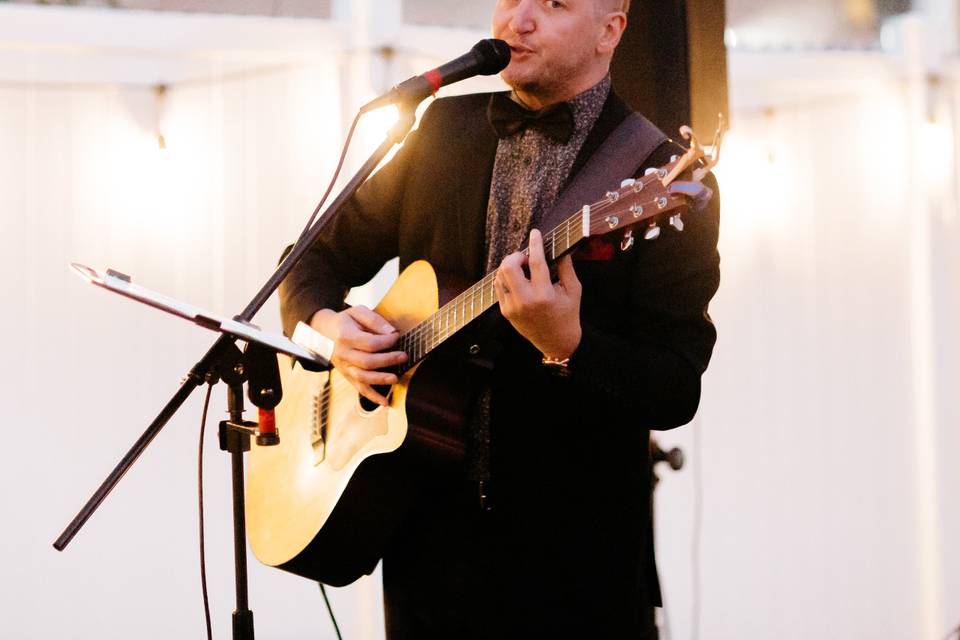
[597,11,627,55]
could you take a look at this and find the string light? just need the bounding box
[154,83,167,150]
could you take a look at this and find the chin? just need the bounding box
[501,68,541,95]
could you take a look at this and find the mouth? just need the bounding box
[509,44,535,56]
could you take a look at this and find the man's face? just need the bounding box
[492,0,610,103]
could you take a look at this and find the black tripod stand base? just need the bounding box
[233,609,254,639]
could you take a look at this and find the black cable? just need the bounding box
[198,384,214,640]
[691,417,703,640]
[294,111,363,246]
[190,107,367,640]
[319,583,343,640]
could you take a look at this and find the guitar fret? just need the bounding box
[400,206,594,368]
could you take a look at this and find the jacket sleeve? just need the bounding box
[278,106,434,338]
[567,170,721,430]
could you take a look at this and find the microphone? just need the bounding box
[360,39,511,113]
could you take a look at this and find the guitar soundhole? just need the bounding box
[359,385,393,413]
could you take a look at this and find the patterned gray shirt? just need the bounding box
[471,77,611,507]
[484,76,611,272]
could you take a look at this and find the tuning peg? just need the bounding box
[621,229,635,251]
[644,223,661,241]
[644,168,658,177]
[670,155,679,163]
[620,178,636,188]
[669,214,684,232]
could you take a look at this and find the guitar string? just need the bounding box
[313,172,690,402]
[397,169,674,349]
[312,197,688,407]
[398,205,590,352]
[396,195,673,364]
[397,188,683,364]
[316,199,672,404]
[398,170,671,348]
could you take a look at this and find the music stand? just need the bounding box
[66,263,331,639]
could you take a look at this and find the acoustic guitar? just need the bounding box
[246,127,721,586]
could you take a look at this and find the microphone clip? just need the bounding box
[210,339,282,448]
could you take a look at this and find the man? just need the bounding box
[280,0,720,637]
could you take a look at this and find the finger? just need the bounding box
[527,229,552,289]
[494,269,510,295]
[341,326,400,353]
[499,252,532,299]
[347,305,396,335]
[494,274,513,316]
[555,254,581,297]
[355,382,390,407]
[349,365,400,386]
[346,349,408,371]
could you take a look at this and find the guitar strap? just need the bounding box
[535,111,668,236]
[471,112,669,508]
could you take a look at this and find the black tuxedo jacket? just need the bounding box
[280,90,720,639]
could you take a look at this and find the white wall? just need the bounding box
[1,4,958,640]
[0,61,381,640]
[654,38,960,639]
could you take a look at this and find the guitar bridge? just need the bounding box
[311,378,330,465]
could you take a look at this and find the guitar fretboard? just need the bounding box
[396,209,588,369]
[391,152,698,371]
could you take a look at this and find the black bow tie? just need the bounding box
[487,93,575,144]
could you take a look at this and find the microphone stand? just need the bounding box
[53,105,418,639]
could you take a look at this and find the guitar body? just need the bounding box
[246,261,482,585]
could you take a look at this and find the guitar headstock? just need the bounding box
[584,116,725,247]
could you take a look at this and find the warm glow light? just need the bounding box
[356,104,401,152]
[76,110,206,245]
[724,27,738,49]
[711,127,790,238]
[919,119,953,197]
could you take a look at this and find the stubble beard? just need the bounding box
[503,59,574,106]
[502,46,598,107]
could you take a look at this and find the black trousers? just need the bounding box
[381,474,660,640]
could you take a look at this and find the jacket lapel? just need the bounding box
[452,93,502,279]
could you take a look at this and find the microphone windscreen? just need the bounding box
[472,39,512,75]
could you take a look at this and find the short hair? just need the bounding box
[599,0,630,14]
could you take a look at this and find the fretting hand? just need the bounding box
[494,229,583,361]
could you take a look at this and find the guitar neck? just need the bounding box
[397,210,588,368]
[394,151,706,369]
